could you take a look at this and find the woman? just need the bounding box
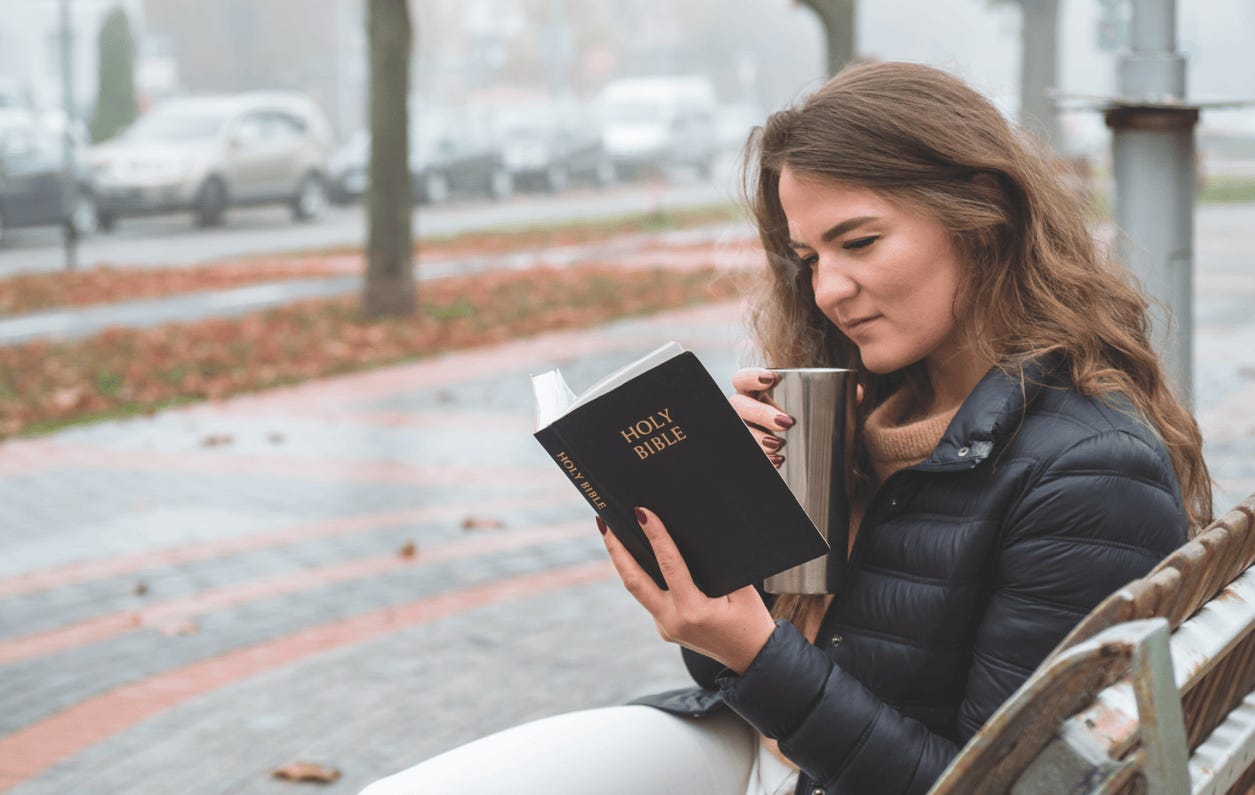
[361,61,1210,795]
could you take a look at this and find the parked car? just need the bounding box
[327,127,370,203]
[0,110,99,245]
[328,105,513,205]
[596,76,719,179]
[483,98,614,192]
[89,91,334,228]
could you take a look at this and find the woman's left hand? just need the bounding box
[599,507,777,675]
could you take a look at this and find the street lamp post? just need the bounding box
[59,0,78,271]
[1105,0,1198,405]
[795,0,856,78]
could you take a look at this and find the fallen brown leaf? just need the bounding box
[397,541,418,559]
[160,620,199,636]
[270,762,341,783]
[133,581,149,596]
[461,517,506,531]
[52,387,85,411]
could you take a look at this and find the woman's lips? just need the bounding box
[843,314,880,335]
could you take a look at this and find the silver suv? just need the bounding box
[90,91,333,228]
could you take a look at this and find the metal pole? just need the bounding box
[1106,0,1196,405]
[1019,0,1062,150]
[59,0,78,271]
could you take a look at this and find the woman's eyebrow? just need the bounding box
[788,216,879,248]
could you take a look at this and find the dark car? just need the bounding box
[0,110,98,244]
[414,107,514,203]
[485,98,615,192]
[328,106,513,205]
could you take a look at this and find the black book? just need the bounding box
[531,342,828,597]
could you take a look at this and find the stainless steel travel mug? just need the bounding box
[762,368,856,595]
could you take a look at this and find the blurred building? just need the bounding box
[136,0,822,138]
[413,0,821,111]
[142,0,351,130]
[0,0,147,117]
[2,0,1252,149]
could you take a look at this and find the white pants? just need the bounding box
[360,705,799,795]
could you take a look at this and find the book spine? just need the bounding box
[534,425,664,591]
[534,426,616,517]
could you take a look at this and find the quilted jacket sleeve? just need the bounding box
[683,587,778,690]
[716,429,1187,794]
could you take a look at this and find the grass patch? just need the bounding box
[1199,175,1255,203]
[0,202,745,316]
[1081,165,1255,218]
[0,263,747,439]
[426,298,477,320]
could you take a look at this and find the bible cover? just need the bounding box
[532,347,828,597]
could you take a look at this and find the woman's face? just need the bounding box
[779,165,966,376]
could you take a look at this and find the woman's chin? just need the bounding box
[857,355,900,376]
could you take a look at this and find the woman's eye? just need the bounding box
[798,254,819,269]
[843,236,878,251]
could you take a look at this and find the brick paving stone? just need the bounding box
[5,580,684,795]
[1,561,620,791]
[0,532,602,735]
[0,518,591,667]
[0,470,557,582]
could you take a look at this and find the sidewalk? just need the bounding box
[0,222,755,345]
[0,203,1252,794]
[0,300,749,795]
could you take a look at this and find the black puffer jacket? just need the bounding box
[667,359,1188,795]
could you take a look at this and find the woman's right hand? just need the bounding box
[729,368,792,468]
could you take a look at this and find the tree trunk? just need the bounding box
[797,0,856,77]
[362,0,415,318]
[1019,0,1061,151]
[90,7,139,144]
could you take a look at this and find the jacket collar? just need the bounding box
[913,356,1063,472]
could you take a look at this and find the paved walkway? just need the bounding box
[0,202,1252,794]
[0,223,755,344]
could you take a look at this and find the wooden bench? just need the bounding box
[927,493,1255,795]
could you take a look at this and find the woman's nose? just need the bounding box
[812,262,858,305]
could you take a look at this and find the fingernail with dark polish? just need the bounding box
[596,517,608,535]
[762,436,782,450]
[776,414,795,429]
[769,454,785,466]
[758,372,777,386]
[634,507,647,525]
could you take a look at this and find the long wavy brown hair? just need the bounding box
[747,62,1211,625]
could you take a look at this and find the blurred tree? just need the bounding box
[89,6,139,143]
[795,0,856,77]
[992,0,1062,150]
[362,0,415,318]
